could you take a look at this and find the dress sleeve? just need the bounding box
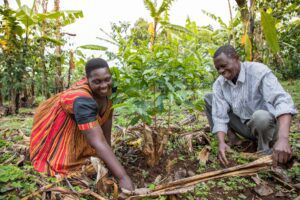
[73,97,100,131]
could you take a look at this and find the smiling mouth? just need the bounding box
[222,72,228,77]
[100,89,108,93]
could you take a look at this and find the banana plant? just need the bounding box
[0,0,83,113]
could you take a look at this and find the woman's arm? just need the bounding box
[101,111,113,146]
[82,126,133,191]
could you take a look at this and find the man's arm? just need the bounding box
[212,81,231,165]
[82,126,133,191]
[260,72,296,165]
[273,114,292,166]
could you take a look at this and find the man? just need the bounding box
[204,45,297,166]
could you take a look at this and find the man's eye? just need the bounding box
[105,77,111,82]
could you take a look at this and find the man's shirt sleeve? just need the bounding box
[212,81,231,134]
[260,72,297,117]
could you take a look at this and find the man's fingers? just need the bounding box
[278,152,284,163]
[223,153,229,165]
[218,154,225,166]
[282,151,291,164]
[284,153,289,164]
[220,151,228,165]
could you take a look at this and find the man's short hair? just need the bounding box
[85,58,109,77]
[213,45,239,59]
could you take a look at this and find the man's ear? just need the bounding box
[234,54,240,61]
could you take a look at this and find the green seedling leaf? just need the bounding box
[148,183,156,190]
[0,165,25,183]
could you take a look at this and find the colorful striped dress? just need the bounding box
[30,78,112,176]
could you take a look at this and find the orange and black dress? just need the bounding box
[29,78,112,176]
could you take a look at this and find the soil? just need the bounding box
[114,132,300,199]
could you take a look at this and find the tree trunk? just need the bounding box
[54,0,64,93]
[227,0,236,47]
[0,83,3,107]
[249,0,255,60]
[41,0,50,98]
[33,0,41,13]
[235,0,249,23]
[10,88,20,114]
[235,0,255,61]
[67,50,75,88]
[4,0,9,7]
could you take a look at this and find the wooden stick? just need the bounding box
[128,156,272,199]
[154,155,272,191]
[21,165,96,200]
[81,189,106,200]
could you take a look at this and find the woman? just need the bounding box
[30,58,133,191]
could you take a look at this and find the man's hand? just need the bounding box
[217,131,230,166]
[119,175,134,191]
[272,114,293,167]
[272,137,291,166]
[218,142,230,166]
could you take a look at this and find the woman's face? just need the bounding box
[214,52,240,81]
[88,67,112,98]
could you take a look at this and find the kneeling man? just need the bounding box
[205,45,297,166]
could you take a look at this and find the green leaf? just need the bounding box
[16,5,35,27]
[143,0,157,18]
[130,116,140,126]
[202,10,227,28]
[165,80,174,92]
[148,183,156,190]
[0,165,24,183]
[78,45,107,51]
[15,0,22,8]
[143,68,156,75]
[41,36,64,45]
[112,103,131,109]
[157,95,165,112]
[260,10,279,53]
[168,93,174,104]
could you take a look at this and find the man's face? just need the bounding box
[213,52,240,81]
[88,67,112,97]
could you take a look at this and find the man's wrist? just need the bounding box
[278,136,289,141]
[217,131,226,144]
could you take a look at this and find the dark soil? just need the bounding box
[114,132,300,199]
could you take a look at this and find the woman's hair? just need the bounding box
[85,58,109,77]
[213,45,239,59]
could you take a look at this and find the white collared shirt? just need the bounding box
[212,61,297,134]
